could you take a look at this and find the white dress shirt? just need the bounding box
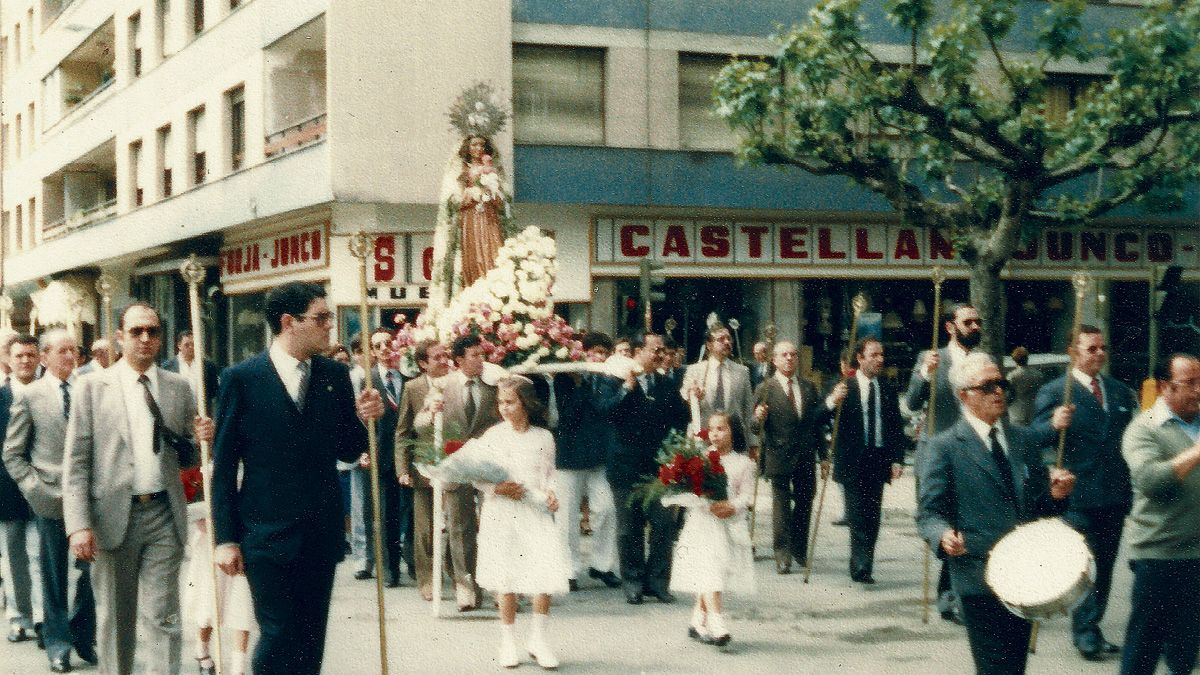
[962,409,1009,458]
[116,359,166,494]
[704,358,730,407]
[1071,368,1107,411]
[856,370,883,447]
[269,340,310,405]
[42,371,74,417]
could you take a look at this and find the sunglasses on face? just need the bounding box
[965,378,1010,395]
[127,326,162,339]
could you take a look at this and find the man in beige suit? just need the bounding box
[416,335,500,611]
[62,303,198,675]
[4,329,97,672]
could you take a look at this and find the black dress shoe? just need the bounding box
[353,570,373,581]
[776,563,792,575]
[6,624,30,643]
[35,622,45,649]
[940,610,963,626]
[74,641,98,665]
[49,655,71,673]
[687,627,714,644]
[644,587,676,604]
[588,568,621,588]
[568,578,579,592]
[624,587,643,604]
[1101,639,1121,654]
[832,518,849,527]
[384,576,401,588]
[852,575,876,585]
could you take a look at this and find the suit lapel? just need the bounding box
[259,353,303,419]
[956,419,1013,503]
[101,366,135,454]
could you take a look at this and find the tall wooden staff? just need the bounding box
[429,390,446,618]
[804,293,868,583]
[348,233,391,674]
[748,323,777,556]
[1028,270,1092,655]
[920,265,946,623]
[95,273,115,342]
[179,256,224,675]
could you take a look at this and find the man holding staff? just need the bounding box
[1031,324,1135,660]
[681,323,758,450]
[208,282,383,675]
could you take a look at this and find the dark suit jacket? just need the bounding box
[367,369,402,477]
[917,419,1064,597]
[752,376,833,478]
[608,374,689,488]
[1030,373,1134,513]
[832,376,906,486]
[0,385,31,522]
[211,352,366,564]
[161,356,221,409]
[749,361,773,391]
[553,373,622,471]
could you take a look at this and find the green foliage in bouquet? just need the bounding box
[629,429,729,509]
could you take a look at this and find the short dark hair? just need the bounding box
[11,334,38,350]
[176,329,193,348]
[265,282,326,335]
[853,337,882,360]
[119,301,160,329]
[1154,352,1199,383]
[943,301,975,325]
[705,323,730,345]
[451,334,482,359]
[412,339,439,366]
[628,332,660,352]
[1070,324,1103,349]
[581,331,613,352]
[1011,346,1029,367]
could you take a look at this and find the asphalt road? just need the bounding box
[0,471,1135,673]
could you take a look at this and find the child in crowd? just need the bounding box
[669,411,756,647]
[184,500,255,675]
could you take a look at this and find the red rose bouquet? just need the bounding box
[180,466,204,503]
[631,430,728,508]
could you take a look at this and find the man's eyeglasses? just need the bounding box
[294,312,334,326]
[127,326,162,339]
[965,378,1010,395]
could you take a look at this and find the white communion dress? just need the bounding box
[183,502,255,631]
[468,422,572,595]
[667,450,757,595]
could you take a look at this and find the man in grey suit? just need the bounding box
[1006,347,1043,427]
[0,334,41,647]
[1031,325,1136,660]
[416,334,500,611]
[681,323,758,450]
[918,352,1075,674]
[62,303,199,675]
[4,329,97,672]
[904,301,984,623]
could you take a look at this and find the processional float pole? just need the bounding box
[921,265,947,624]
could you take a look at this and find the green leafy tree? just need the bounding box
[715,0,1200,355]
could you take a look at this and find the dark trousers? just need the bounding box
[396,484,415,574]
[245,544,338,675]
[770,466,815,564]
[33,516,95,661]
[1063,506,1125,644]
[844,475,885,579]
[611,481,677,592]
[380,478,402,578]
[960,593,1032,674]
[1120,558,1200,675]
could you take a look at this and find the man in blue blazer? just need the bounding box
[919,352,1076,674]
[1031,324,1135,660]
[209,282,383,675]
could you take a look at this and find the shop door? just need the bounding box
[617,277,757,362]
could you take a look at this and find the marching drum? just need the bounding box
[985,517,1095,621]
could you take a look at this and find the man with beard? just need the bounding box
[905,302,985,625]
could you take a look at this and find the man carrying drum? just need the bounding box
[917,352,1075,674]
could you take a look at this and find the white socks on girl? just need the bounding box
[499,624,520,669]
[527,613,559,669]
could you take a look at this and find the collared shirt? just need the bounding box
[773,370,803,415]
[42,371,73,416]
[269,340,310,405]
[921,341,970,382]
[704,358,730,406]
[1147,397,1200,442]
[962,408,1008,457]
[116,359,166,494]
[856,370,882,447]
[454,370,481,411]
[1072,368,1107,411]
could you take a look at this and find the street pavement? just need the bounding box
[1,470,1135,673]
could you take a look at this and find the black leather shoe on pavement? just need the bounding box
[74,641,98,665]
[644,587,676,604]
[623,587,643,604]
[588,568,621,588]
[939,610,963,626]
[353,570,373,581]
[35,623,45,650]
[1101,639,1121,655]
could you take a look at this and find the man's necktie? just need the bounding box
[866,380,878,448]
[295,361,311,410]
[137,374,166,454]
[1090,377,1104,409]
[385,371,398,406]
[712,364,726,410]
[464,379,477,422]
[989,427,1017,504]
[61,381,71,419]
[786,378,797,413]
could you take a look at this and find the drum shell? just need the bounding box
[985,518,1097,622]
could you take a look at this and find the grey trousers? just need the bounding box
[91,500,183,675]
[0,518,40,627]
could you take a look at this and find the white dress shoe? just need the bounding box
[527,638,559,669]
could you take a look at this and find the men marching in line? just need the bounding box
[1031,324,1135,660]
[905,301,984,624]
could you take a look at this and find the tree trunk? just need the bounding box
[968,261,1007,363]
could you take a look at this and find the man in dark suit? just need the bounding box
[161,329,220,410]
[209,282,382,675]
[360,331,407,588]
[918,352,1075,674]
[609,333,689,604]
[752,340,835,574]
[749,340,772,390]
[1031,324,1135,660]
[831,338,907,584]
[905,301,984,622]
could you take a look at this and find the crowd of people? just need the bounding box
[0,283,1197,675]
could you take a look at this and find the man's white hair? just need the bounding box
[949,351,998,394]
[39,327,75,352]
[773,340,796,356]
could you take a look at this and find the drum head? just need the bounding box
[986,517,1095,621]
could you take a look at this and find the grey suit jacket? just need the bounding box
[904,347,964,444]
[395,374,434,488]
[62,365,198,550]
[3,376,72,519]
[430,374,500,441]
[680,359,758,446]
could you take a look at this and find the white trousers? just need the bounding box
[553,468,616,577]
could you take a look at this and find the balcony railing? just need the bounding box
[64,76,115,115]
[41,0,81,31]
[264,113,327,158]
[43,197,117,241]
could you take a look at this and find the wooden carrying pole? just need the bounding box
[921,265,946,623]
[430,407,445,618]
[179,256,224,675]
[804,293,868,583]
[94,274,115,343]
[348,233,391,674]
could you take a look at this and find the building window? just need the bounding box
[230,0,241,8]
[0,212,8,252]
[13,24,21,66]
[26,102,35,148]
[129,12,143,77]
[227,85,245,170]
[129,139,144,206]
[27,198,36,246]
[679,53,737,151]
[25,8,33,52]
[512,44,604,145]
[187,105,206,185]
[1044,74,1107,123]
[157,124,172,198]
[156,0,170,58]
[190,0,204,35]
[14,204,23,250]
[0,124,7,163]
[13,113,22,159]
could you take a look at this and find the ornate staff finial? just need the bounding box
[179,255,206,285]
[851,292,869,315]
[931,265,946,287]
[94,273,115,298]
[349,231,372,260]
[1071,270,1092,298]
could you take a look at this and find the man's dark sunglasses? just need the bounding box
[966,378,1009,395]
